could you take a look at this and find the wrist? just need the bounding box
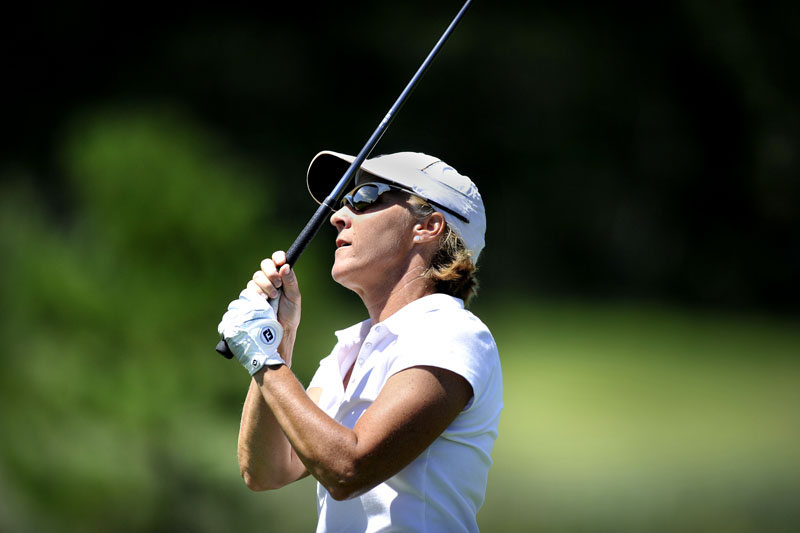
[278,329,297,368]
[253,361,292,384]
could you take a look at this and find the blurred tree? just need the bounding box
[0,107,328,531]
[3,2,797,311]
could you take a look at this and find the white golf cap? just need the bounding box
[307,150,486,262]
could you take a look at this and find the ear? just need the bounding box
[412,212,446,244]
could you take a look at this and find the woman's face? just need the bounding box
[329,191,418,295]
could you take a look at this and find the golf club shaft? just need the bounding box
[286,0,473,266]
[217,0,473,357]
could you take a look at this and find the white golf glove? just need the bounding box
[218,288,285,375]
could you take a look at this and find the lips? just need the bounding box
[336,237,351,249]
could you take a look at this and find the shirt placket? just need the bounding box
[345,323,387,397]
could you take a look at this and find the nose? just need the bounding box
[330,205,353,231]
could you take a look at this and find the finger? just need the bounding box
[247,279,267,298]
[253,270,279,299]
[261,256,282,289]
[278,263,301,302]
[272,250,287,269]
[260,257,278,277]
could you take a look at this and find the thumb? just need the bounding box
[279,264,301,302]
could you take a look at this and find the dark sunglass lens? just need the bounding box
[346,184,381,211]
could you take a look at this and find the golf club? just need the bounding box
[217,0,473,358]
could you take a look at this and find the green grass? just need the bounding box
[2,295,798,532]
[478,299,800,532]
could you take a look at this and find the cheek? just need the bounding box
[362,214,413,253]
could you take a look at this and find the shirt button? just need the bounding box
[375,325,382,333]
[358,358,364,365]
[364,342,372,350]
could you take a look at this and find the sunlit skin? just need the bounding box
[330,192,443,323]
[237,190,474,500]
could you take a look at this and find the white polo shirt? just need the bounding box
[307,293,503,533]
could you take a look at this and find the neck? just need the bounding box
[360,264,435,324]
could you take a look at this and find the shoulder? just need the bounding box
[397,295,497,356]
[388,295,500,402]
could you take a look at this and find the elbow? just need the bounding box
[238,447,295,492]
[240,468,285,492]
[241,470,270,492]
[320,465,374,501]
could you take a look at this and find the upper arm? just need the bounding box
[346,366,473,493]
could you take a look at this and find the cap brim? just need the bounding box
[306,151,358,206]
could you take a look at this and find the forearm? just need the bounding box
[254,366,366,499]
[254,365,472,501]
[237,330,306,490]
[230,251,312,490]
[238,379,306,489]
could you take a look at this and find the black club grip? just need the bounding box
[216,340,234,359]
[216,205,329,360]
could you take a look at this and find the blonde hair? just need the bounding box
[407,196,479,306]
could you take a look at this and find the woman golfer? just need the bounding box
[218,150,503,532]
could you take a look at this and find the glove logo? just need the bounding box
[261,326,277,345]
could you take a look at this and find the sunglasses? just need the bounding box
[340,182,469,223]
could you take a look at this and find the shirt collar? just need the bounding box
[334,319,372,347]
[333,293,465,343]
[382,293,463,334]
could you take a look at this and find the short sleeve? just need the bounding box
[386,309,499,407]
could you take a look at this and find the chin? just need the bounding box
[331,261,358,292]
[330,262,348,285]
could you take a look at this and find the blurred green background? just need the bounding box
[2,2,798,531]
